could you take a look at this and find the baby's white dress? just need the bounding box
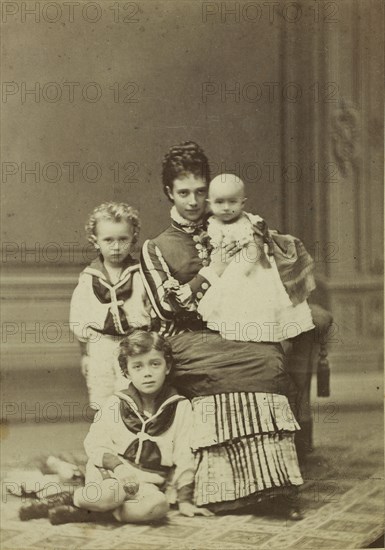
[197,213,314,342]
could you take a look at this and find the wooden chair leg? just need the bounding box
[317,341,331,397]
[295,420,313,464]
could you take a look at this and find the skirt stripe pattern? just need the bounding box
[191,392,303,507]
[191,392,299,450]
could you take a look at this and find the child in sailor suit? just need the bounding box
[68,331,212,523]
[70,203,151,410]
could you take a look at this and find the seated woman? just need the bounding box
[140,141,304,519]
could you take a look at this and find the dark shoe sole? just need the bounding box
[19,503,49,521]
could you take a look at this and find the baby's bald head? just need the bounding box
[208,174,246,222]
[209,174,245,200]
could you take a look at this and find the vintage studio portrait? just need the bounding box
[1,0,383,549]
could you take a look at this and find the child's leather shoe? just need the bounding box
[49,505,112,525]
[19,491,73,520]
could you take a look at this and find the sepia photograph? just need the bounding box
[1,0,384,548]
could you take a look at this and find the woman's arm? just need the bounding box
[140,239,219,320]
[140,239,179,320]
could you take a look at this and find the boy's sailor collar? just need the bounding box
[83,255,138,284]
[116,383,185,468]
[115,382,185,422]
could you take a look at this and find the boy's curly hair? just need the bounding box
[85,202,140,245]
[118,330,174,378]
[162,141,211,199]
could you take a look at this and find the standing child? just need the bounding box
[43,331,212,524]
[197,174,316,343]
[70,202,151,410]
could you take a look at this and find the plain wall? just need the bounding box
[1,1,383,421]
[2,1,285,257]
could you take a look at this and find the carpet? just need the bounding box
[1,410,383,550]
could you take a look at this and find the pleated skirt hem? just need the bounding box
[191,391,303,508]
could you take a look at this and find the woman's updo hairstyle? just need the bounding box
[162,141,211,199]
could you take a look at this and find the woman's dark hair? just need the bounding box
[118,330,174,378]
[162,141,211,199]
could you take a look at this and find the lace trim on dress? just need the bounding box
[170,206,204,233]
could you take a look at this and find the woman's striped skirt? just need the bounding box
[191,392,303,510]
[169,330,303,511]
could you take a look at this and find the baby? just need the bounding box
[198,174,315,343]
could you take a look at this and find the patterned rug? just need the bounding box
[1,413,384,550]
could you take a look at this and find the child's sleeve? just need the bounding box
[171,400,196,503]
[83,397,121,467]
[123,271,153,329]
[69,275,90,343]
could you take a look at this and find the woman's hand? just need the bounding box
[224,237,251,257]
[174,284,196,311]
[163,277,181,294]
[178,502,214,517]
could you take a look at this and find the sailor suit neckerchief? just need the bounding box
[83,255,139,336]
[115,383,186,474]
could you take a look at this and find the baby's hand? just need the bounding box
[113,464,139,496]
[178,502,214,517]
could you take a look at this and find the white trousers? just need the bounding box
[85,334,128,410]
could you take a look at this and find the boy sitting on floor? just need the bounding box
[19,331,212,524]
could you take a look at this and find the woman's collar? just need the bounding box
[170,205,205,233]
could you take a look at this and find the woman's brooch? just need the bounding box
[192,231,213,267]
